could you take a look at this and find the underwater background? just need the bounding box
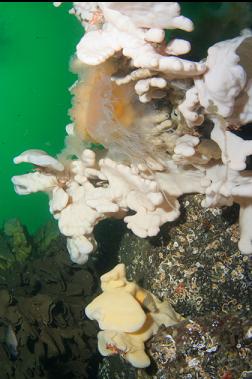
[0,2,82,232]
[0,3,252,379]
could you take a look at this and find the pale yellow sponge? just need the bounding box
[85,263,182,368]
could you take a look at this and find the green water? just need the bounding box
[0,2,251,234]
[0,3,82,233]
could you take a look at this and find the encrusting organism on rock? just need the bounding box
[85,263,182,368]
[179,30,252,128]
[12,2,252,261]
[12,134,180,264]
[71,2,206,77]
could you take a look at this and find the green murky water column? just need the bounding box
[0,3,82,233]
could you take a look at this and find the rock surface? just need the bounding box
[94,194,252,379]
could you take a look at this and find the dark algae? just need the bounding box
[0,222,100,379]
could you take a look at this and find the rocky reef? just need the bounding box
[95,195,252,379]
[0,193,251,378]
[4,2,252,379]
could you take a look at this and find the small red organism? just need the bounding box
[90,10,104,26]
[106,343,126,356]
[221,371,233,379]
[175,282,186,294]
